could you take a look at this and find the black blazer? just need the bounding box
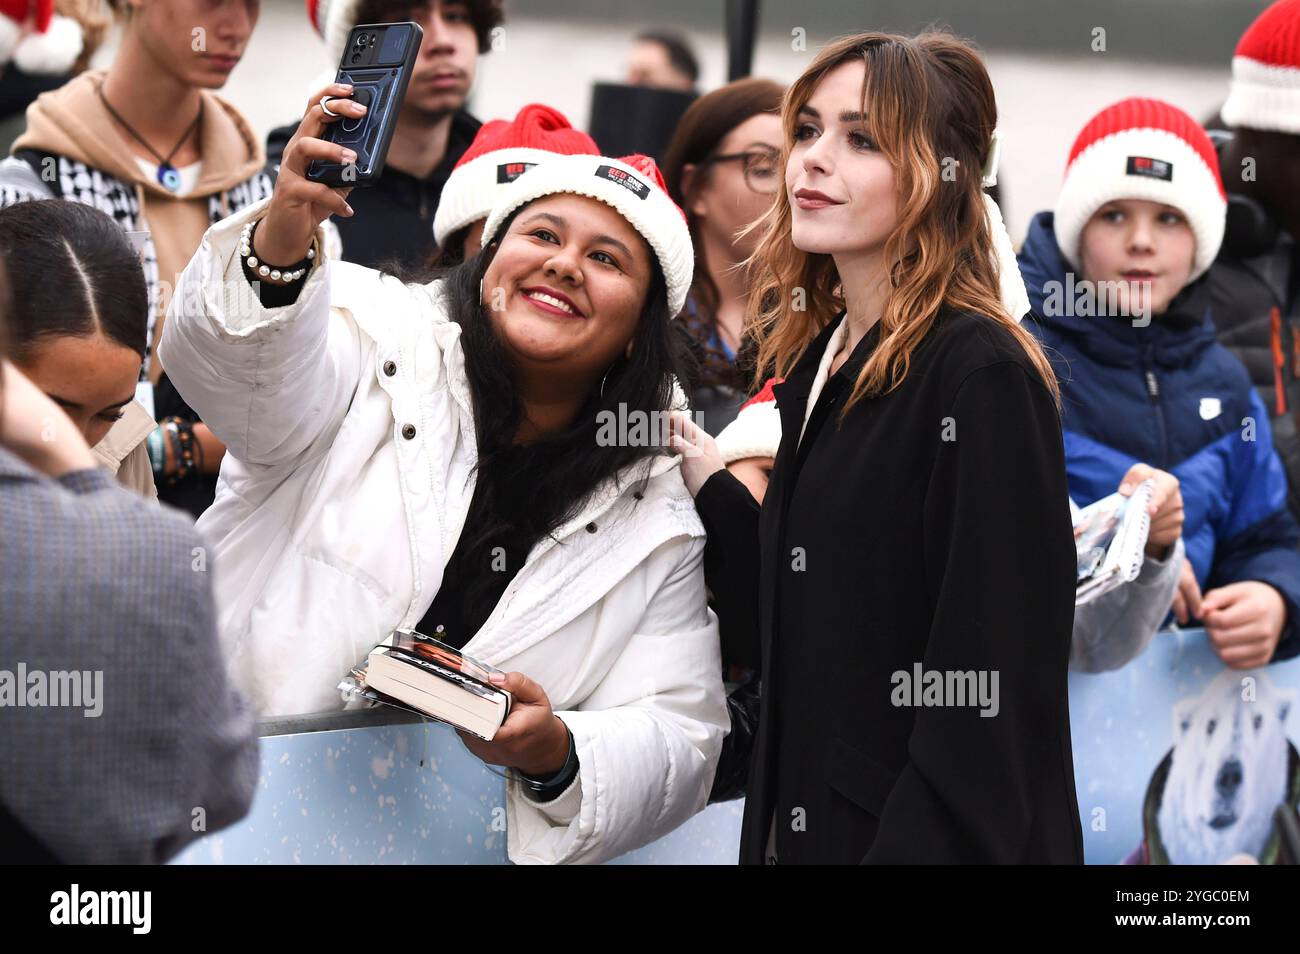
[697,309,1084,864]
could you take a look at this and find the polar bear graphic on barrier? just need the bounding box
[1154,670,1296,865]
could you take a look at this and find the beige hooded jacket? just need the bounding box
[10,70,268,381]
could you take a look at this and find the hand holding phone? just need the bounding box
[306,22,424,187]
[253,80,362,267]
[254,22,423,267]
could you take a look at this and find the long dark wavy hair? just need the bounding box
[408,203,693,625]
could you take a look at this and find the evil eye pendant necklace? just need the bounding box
[98,83,204,194]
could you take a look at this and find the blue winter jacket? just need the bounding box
[1018,211,1300,662]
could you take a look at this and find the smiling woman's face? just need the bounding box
[480,194,654,385]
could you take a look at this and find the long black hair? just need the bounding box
[413,203,696,624]
[0,201,148,363]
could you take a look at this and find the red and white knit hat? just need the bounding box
[434,104,599,248]
[0,0,83,75]
[715,377,783,464]
[1222,0,1300,134]
[481,153,695,316]
[306,0,362,65]
[1053,98,1226,282]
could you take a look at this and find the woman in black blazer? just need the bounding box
[670,31,1084,864]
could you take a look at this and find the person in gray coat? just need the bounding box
[0,275,258,864]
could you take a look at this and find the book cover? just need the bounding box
[338,630,512,739]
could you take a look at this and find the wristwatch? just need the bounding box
[518,723,578,801]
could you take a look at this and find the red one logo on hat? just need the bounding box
[1126,155,1173,182]
[596,163,651,199]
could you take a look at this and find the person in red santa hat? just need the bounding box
[432,102,598,264]
[0,1,109,144]
[157,126,727,863]
[0,0,272,518]
[0,0,83,76]
[1203,0,1300,525]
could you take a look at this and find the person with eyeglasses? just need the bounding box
[662,78,785,437]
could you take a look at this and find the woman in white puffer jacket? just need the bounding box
[159,83,726,865]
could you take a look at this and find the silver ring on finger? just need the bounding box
[319,96,342,118]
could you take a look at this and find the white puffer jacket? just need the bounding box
[160,198,727,865]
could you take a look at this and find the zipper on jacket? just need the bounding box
[1141,346,1170,469]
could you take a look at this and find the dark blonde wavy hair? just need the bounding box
[746,31,1058,413]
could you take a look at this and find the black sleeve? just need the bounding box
[862,361,1080,864]
[695,468,763,672]
[242,254,308,308]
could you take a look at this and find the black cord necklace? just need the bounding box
[97,83,203,193]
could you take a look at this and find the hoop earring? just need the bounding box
[599,363,615,399]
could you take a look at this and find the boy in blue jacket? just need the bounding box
[1018,97,1300,668]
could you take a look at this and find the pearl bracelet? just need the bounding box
[239,219,316,284]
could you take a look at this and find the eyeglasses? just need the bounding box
[700,147,781,195]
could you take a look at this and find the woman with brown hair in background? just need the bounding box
[661,77,783,436]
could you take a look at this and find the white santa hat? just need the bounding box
[305,0,362,66]
[1053,97,1227,282]
[481,152,695,316]
[714,377,783,464]
[1221,0,1300,135]
[434,104,599,249]
[0,0,83,75]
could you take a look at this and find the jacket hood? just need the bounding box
[1019,210,1218,371]
[11,70,266,199]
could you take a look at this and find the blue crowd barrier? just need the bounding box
[174,626,1298,865]
[171,706,744,865]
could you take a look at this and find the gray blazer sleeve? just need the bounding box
[0,456,258,863]
[1070,537,1184,673]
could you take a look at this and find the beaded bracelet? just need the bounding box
[517,724,579,800]
[239,219,316,285]
[159,416,196,486]
[192,423,206,475]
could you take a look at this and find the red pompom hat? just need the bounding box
[434,104,599,247]
[0,0,83,75]
[1222,0,1300,134]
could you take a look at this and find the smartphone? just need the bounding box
[306,21,423,187]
